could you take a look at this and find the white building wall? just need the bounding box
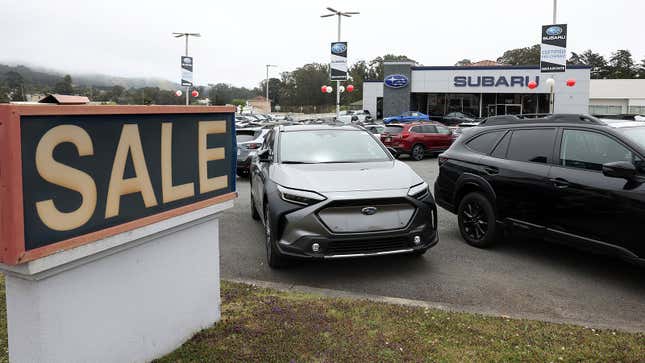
[362,82,383,117]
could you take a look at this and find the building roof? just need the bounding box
[468,60,501,67]
[39,94,90,105]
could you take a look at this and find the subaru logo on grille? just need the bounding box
[331,42,346,54]
[361,207,378,215]
[384,74,409,89]
[545,26,562,36]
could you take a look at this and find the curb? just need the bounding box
[223,277,644,333]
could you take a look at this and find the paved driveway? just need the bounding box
[220,157,645,332]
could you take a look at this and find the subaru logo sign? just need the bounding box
[545,26,562,36]
[361,206,378,216]
[384,74,409,89]
[331,42,347,54]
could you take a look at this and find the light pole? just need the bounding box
[172,32,201,105]
[552,0,557,23]
[321,7,359,119]
[265,64,277,111]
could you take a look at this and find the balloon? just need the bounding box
[347,84,355,92]
[191,90,199,97]
[338,85,345,93]
[326,86,333,93]
[527,81,537,89]
[321,85,327,93]
[566,79,576,87]
[175,90,183,97]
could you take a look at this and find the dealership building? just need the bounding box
[362,61,641,119]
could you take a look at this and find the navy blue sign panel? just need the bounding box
[541,24,567,73]
[384,74,409,89]
[330,42,348,81]
[20,112,235,251]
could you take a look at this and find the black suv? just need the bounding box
[435,114,645,265]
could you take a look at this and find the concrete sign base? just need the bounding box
[2,201,231,363]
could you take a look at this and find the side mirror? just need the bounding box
[257,149,272,163]
[602,161,636,180]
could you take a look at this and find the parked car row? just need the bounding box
[239,113,645,269]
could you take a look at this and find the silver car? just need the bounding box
[250,124,438,268]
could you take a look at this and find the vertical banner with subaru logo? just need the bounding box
[181,56,193,86]
[330,42,348,81]
[540,24,567,73]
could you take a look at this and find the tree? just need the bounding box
[0,80,11,103]
[578,50,609,79]
[5,71,25,101]
[638,58,645,79]
[347,60,369,104]
[54,74,74,94]
[367,54,417,81]
[607,50,637,79]
[497,44,540,65]
[455,59,472,66]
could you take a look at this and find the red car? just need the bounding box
[380,122,456,161]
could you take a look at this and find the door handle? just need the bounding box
[484,166,499,175]
[550,177,570,188]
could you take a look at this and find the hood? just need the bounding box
[270,160,424,193]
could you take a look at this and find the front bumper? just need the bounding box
[266,187,438,259]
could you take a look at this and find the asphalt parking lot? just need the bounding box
[220,157,645,332]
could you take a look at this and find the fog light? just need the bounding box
[413,236,421,245]
[312,243,320,252]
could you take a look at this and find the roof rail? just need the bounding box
[479,114,603,126]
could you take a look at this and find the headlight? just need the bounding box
[408,182,429,200]
[277,185,326,206]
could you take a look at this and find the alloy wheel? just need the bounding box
[461,201,488,241]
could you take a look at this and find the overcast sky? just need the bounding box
[2,0,644,88]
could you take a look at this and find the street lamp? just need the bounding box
[265,64,277,111]
[321,7,359,119]
[172,32,201,105]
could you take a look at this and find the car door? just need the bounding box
[421,125,444,151]
[547,128,645,258]
[483,128,557,230]
[252,129,275,216]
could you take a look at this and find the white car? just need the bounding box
[337,110,373,124]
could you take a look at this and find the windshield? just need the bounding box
[236,130,260,143]
[619,126,645,149]
[279,130,390,164]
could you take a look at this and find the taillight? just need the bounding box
[401,131,410,138]
[245,143,261,150]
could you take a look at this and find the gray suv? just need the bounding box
[250,124,438,268]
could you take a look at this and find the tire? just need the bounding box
[264,204,289,268]
[250,193,260,221]
[457,192,498,248]
[410,144,425,161]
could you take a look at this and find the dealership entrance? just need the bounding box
[362,63,590,118]
[411,92,551,118]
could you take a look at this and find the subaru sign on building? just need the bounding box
[362,62,590,118]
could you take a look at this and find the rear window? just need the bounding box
[507,129,556,164]
[236,130,259,143]
[466,131,505,154]
[383,126,404,134]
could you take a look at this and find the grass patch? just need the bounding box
[0,276,641,362]
[158,281,644,362]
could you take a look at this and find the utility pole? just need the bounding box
[172,32,201,105]
[321,7,359,120]
[553,0,557,24]
[265,64,277,111]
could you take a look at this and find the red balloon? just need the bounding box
[347,84,355,93]
[191,90,199,97]
[527,81,537,89]
[321,85,327,93]
[566,79,576,87]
